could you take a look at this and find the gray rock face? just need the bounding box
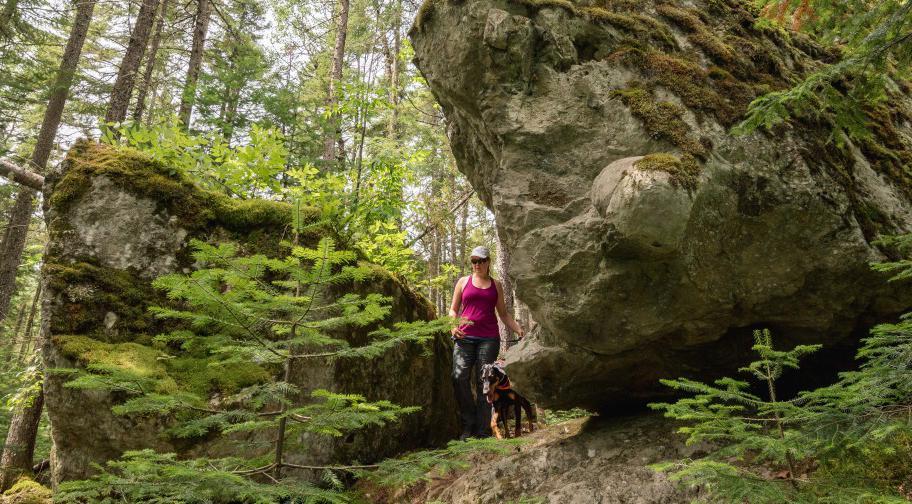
[411,0,912,410]
[399,415,701,504]
[70,176,188,278]
[40,142,458,484]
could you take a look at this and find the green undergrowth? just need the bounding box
[541,407,592,425]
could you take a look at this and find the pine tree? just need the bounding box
[735,0,912,139]
[649,329,820,502]
[651,236,912,502]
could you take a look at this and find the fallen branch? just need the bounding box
[0,159,44,190]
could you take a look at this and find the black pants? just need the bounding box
[452,338,499,435]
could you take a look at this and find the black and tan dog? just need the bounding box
[481,362,536,439]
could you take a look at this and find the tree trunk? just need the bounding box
[178,0,211,128]
[2,296,27,358]
[448,175,457,292]
[132,0,169,123]
[273,335,292,479]
[322,0,349,167]
[496,226,515,352]
[427,226,438,309]
[16,284,40,363]
[434,231,444,314]
[383,0,401,139]
[0,160,45,190]
[0,385,44,491]
[0,192,33,325]
[105,0,160,124]
[0,0,96,329]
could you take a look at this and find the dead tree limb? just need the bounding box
[0,160,44,191]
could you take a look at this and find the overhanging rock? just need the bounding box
[411,0,912,410]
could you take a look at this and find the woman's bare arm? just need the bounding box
[494,279,524,337]
[449,276,467,337]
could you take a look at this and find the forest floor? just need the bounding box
[355,413,704,504]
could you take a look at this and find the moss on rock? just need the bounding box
[167,356,272,397]
[50,141,214,230]
[612,88,707,159]
[634,153,701,190]
[44,260,164,339]
[42,141,451,483]
[50,142,316,247]
[1,478,52,504]
[55,335,178,392]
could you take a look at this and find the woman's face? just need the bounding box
[471,256,490,275]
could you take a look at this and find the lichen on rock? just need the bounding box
[411,0,912,411]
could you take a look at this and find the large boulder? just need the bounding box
[40,142,458,484]
[411,0,912,410]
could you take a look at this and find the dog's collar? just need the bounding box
[495,377,511,390]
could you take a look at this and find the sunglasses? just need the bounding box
[470,258,489,265]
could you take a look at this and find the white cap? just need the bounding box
[470,246,490,259]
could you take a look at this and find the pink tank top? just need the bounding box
[458,276,499,339]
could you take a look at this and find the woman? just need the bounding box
[449,245,525,440]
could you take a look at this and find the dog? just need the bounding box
[481,362,536,439]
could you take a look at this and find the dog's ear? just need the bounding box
[481,363,494,379]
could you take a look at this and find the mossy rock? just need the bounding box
[42,141,454,484]
[43,260,163,339]
[414,0,912,243]
[54,335,177,391]
[612,88,707,159]
[634,153,701,190]
[48,141,318,256]
[410,0,912,412]
[1,478,52,504]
